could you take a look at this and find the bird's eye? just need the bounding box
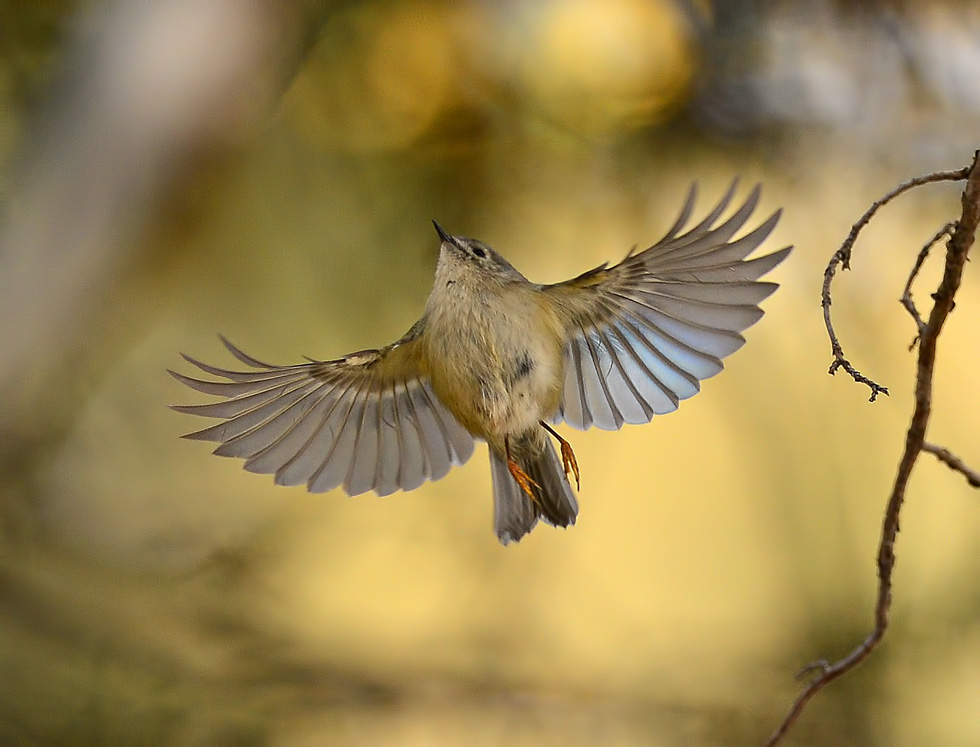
[471,246,486,259]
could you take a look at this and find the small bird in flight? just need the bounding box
[171,181,790,544]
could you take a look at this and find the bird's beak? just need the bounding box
[432,220,453,244]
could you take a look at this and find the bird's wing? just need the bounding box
[169,327,474,496]
[541,181,791,431]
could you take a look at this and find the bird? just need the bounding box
[170,181,790,545]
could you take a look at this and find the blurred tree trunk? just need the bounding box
[0,0,338,493]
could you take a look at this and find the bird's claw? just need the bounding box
[540,421,580,490]
[558,440,580,490]
[507,458,540,501]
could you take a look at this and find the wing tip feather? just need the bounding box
[219,334,275,369]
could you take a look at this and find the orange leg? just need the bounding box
[540,422,580,490]
[505,436,540,500]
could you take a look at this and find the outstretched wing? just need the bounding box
[543,181,791,431]
[170,329,474,496]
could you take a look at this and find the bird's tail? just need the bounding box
[489,437,578,545]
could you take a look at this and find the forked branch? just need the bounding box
[901,223,955,348]
[821,167,970,401]
[767,151,980,746]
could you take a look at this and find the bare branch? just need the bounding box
[821,168,970,401]
[768,151,980,746]
[922,442,980,488]
[901,223,955,349]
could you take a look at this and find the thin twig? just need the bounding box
[901,223,955,349]
[821,168,970,401]
[922,442,980,488]
[768,151,980,746]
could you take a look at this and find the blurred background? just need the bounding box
[2,0,979,744]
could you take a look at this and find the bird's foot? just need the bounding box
[507,457,540,500]
[540,422,580,490]
[505,436,540,501]
[558,439,580,490]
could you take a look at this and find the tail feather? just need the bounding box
[489,439,579,545]
[490,451,538,545]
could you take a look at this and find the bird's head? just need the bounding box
[431,221,526,289]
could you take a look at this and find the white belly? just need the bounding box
[488,333,561,434]
[426,286,564,442]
